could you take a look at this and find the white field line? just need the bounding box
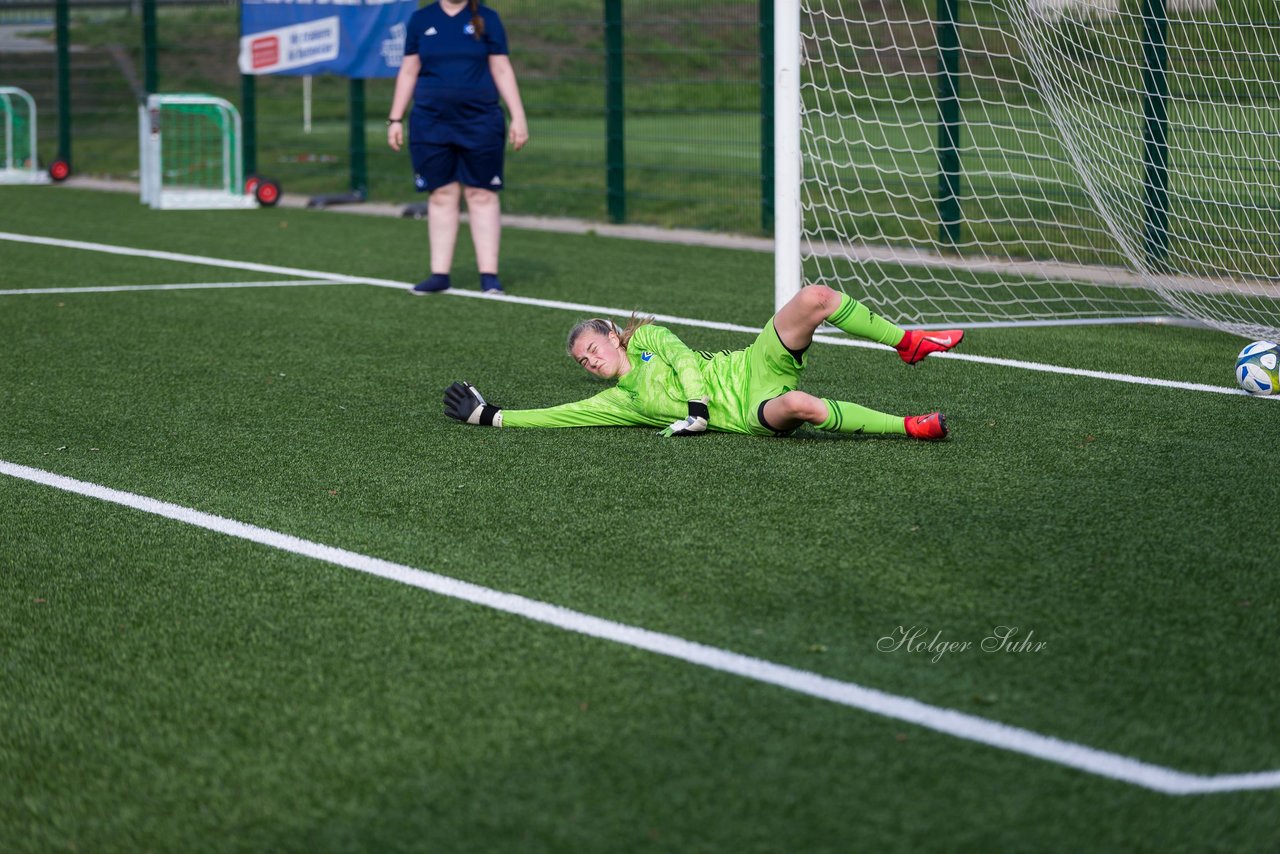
[0,231,401,287]
[1,230,1271,401]
[933,315,1203,330]
[0,279,339,295]
[496,297,1275,400]
[2,457,1278,796]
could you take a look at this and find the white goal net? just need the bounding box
[139,94,256,210]
[791,0,1279,339]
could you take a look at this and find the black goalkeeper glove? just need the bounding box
[443,381,503,427]
[659,399,709,437]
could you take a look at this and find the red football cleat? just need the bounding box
[896,328,964,364]
[904,412,949,441]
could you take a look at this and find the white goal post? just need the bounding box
[139,94,256,210]
[774,4,803,314]
[0,87,50,185]
[776,0,1280,340]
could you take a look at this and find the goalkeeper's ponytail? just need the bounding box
[469,0,485,38]
[617,312,655,348]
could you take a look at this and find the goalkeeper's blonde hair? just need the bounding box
[566,313,654,357]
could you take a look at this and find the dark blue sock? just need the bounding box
[480,273,503,292]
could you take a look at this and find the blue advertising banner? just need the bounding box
[238,0,417,79]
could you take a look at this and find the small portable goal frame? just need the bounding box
[139,94,256,210]
[0,87,50,185]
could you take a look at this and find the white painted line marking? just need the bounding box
[0,230,401,287]
[3,458,1278,796]
[0,280,339,295]
[0,230,1268,400]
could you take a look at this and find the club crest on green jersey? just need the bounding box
[641,352,653,362]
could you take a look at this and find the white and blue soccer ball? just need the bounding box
[1235,340,1280,396]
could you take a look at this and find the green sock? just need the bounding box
[827,293,905,346]
[818,398,906,435]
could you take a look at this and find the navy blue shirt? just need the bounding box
[404,3,509,127]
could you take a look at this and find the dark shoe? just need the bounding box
[480,273,505,295]
[411,274,451,295]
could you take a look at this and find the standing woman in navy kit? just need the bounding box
[387,0,529,295]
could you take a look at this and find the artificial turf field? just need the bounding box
[2,186,1278,852]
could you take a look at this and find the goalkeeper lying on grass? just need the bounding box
[444,285,962,440]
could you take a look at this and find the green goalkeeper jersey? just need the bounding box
[501,323,789,435]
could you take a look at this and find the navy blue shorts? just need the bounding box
[412,107,506,194]
[411,139,505,193]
